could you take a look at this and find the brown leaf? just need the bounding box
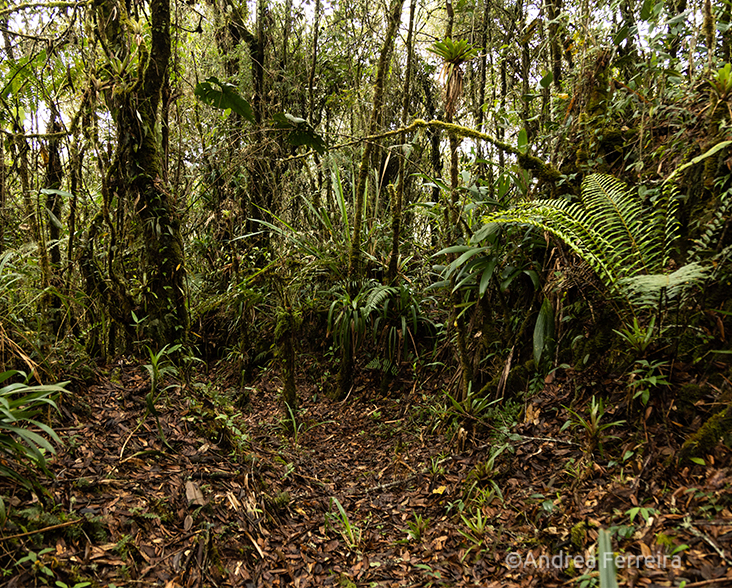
[185,481,205,506]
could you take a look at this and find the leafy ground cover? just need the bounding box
[0,361,730,588]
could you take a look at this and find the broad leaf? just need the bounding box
[271,112,327,154]
[598,529,619,588]
[533,297,555,365]
[194,77,255,122]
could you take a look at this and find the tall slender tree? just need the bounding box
[339,0,404,398]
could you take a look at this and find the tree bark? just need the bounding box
[0,123,5,254]
[347,0,405,285]
[387,0,416,284]
[94,0,188,347]
[43,109,64,334]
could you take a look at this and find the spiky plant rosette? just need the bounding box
[428,37,478,117]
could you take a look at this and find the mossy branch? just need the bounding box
[0,1,87,18]
[282,118,562,184]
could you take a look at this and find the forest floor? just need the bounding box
[0,359,731,588]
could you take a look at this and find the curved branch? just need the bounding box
[0,1,87,18]
[282,118,563,184]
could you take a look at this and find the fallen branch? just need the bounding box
[682,516,732,566]
[0,518,81,542]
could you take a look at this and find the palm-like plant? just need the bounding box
[428,38,478,117]
[0,371,65,492]
[369,283,435,377]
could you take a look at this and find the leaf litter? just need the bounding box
[0,361,730,587]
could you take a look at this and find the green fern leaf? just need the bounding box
[481,173,684,301]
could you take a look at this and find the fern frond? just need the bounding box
[365,285,397,314]
[580,174,657,276]
[485,198,620,287]
[481,173,684,299]
[618,262,708,308]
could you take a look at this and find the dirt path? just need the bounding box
[1,365,730,587]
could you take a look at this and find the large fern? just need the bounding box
[481,173,696,301]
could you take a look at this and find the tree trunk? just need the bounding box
[94,0,188,347]
[276,308,300,411]
[545,0,562,89]
[339,0,404,398]
[347,0,405,285]
[0,124,5,254]
[444,0,473,401]
[43,109,64,335]
[308,0,321,123]
[387,0,416,284]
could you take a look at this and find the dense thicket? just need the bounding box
[1,0,731,446]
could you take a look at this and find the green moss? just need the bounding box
[570,308,626,370]
[275,307,302,409]
[338,573,357,588]
[655,532,675,550]
[571,521,587,548]
[677,384,705,419]
[481,359,535,398]
[679,403,732,461]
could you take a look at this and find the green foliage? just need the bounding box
[428,37,479,115]
[279,403,333,445]
[194,77,255,121]
[533,297,555,366]
[710,63,732,99]
[143,344,181,399]
[0,371,65,491]
[457,508,492,561]
[15,547,56,580]
[613,316,657,356]
[482,174,694,310]
[626,505,656,524]
[369,283,435,374]
[627,359,669,406]
[120,345,180,457]
[444,385,501,420]
[213,410,251,459]
[271,113,327,154]
[327,284,372,358]
[248,166,353,280]
[561,396,625,456]
[427,38,479,65]
[326,497,361,549]
[463,456,504,509]
[598,529,619,588]
[619,263,708,310]
[143,344,179,448]
[405,513,430,542]
[195,78,327,153]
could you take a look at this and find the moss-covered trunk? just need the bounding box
[275,308,301,411]
[347,0,405,285]
[94,0,188,347]
[43,110,64,335]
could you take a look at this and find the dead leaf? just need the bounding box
[185,481,205,506]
